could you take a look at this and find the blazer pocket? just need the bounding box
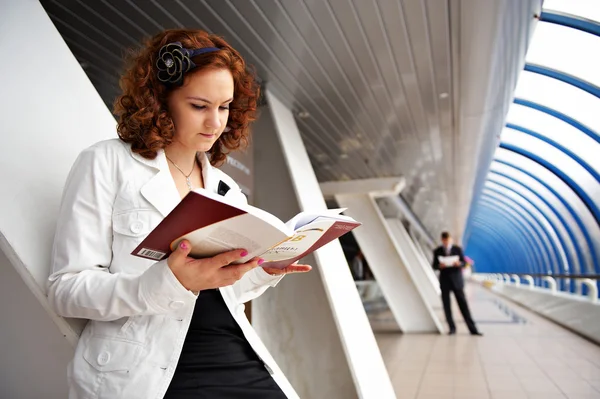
[83,336,144,372]
[112,209,158,238]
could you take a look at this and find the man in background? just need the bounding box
[350,250,365,280]
[432,232,482,336]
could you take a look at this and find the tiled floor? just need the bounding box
[374,283,600,399]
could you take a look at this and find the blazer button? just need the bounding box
[130,221,143,234]
[170,301,185,310]
[97,351,111,366]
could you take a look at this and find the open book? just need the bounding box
[438,255,460,267]
[132,189,361,269]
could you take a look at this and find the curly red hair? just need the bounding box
[114,29,259,166]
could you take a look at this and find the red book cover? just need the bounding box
[132,191,246,261]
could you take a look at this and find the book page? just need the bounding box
[261,218,360,269]
[284,208,354,231]
[194,188,291,235]
[243,203,291,235]
[169,214,290,264]
[261,219,337,262]
[438,255,460,267]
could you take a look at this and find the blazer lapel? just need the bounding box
[197,152,218,193]
[131,149,221,217]
[131,150,226,216]
[131,149,181,217]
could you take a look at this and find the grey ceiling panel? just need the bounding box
[40,0,537,240]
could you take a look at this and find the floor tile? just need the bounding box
[490,390,528,399]
[416,394,452,399]
[552,379,599,395]
[374,284,600,399]
[520,377,562,394]
[585,379,600,391]
[526,393,566,399]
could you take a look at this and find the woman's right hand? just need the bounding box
[167,240,263,292]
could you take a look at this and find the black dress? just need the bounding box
[164,289,287,399]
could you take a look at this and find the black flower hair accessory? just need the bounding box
[156,42,220,86]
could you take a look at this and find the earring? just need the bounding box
[223,126,231,133]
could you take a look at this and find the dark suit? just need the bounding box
[432,245,478,333]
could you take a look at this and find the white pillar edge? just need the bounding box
[407,226,441,296]
[384,218,444,332]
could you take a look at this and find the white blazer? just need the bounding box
[47,139,298,399]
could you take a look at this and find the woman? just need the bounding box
[47,29,310,399]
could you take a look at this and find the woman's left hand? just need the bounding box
[263,264,312,276]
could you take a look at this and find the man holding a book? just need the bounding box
[432,232,482,336]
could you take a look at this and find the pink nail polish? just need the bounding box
[258,258,265,265]
[180,241,188,250]
[240,250,249,257]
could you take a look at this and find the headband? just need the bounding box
[156,41,220,86]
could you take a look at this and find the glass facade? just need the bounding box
[465,3,600,295]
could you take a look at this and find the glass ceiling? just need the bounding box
[465,1,600,294]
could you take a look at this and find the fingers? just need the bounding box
[176,239,192,256]
[209,249,249,267]
[221,259,261,282]
[291,264,312,272]
[263,264,312,275]
[169,240,192,267]
[283,265,312,273]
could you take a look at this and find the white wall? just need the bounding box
[0,0,117,395]
[0,249,74,399]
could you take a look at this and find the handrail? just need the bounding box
[500,274,600,280]
[580,279,598,303]
[476,273,599,302]
[511,274,520,286]
[542,276,557,294]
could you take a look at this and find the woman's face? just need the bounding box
[167,67,234,153]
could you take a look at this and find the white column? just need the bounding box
[251,89,395,399]
[375,197,440,299]
[326,188,441,333]
[408,227,441,294]
[385,219,442,315]
[0,0,117,397]
[413,233,435,265]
